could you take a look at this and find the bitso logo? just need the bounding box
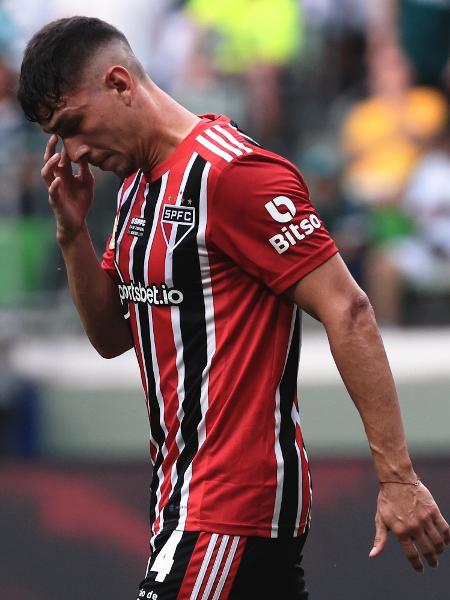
[264,196,296,223]
[268,215,322,254]
[265,195,322,254]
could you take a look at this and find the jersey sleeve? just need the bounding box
[101,180,125,281]
[209,154,339,294]
[101,232,118,281]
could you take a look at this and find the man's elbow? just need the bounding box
[348,291,374,323]
[324,290,376,330]
[91,338,133,359]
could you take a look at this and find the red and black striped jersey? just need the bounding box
[102,114,338,541]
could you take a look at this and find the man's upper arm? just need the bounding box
[210,153,338,294]
[287,253,367,323]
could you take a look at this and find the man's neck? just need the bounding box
[141,83,201,173]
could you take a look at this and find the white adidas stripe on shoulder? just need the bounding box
[214,124,253,154]
[196,134,233,162]
[204,128,243,156]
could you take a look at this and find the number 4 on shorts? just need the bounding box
[150,530,183,582]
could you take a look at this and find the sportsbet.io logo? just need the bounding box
[264,196,322,254]
[118,281,183,306]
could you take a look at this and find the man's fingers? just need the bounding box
[425,521,447,556]
[399,537,424,574]
[369,517,388,558]
[434,514,450,545]
[48,176,62,203]
[414,532,439,568]
[77,159,93,184]
[41,153,61,185]
[58,147,72,174]
[43,134,58,163]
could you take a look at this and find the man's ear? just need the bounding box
[104,66,133,105]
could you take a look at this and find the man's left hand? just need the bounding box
[369,481,450,573]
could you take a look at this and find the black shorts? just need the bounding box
[137,528,309,600]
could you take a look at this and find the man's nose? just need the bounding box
[63,139,90,163]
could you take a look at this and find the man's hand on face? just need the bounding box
[369,481,450,573]
[41,134,94,246]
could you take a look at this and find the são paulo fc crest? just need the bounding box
[161,204,195,250]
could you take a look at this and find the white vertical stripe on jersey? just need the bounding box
[126,182,158,457]
[196,134,233,162]
[155,152,199,534]
[204,128,243,156]
[113,260,130,318]
[214,124,253,154]
[201,535,230,600]
[303,444,313,528]
[132,173,169,545]
[115,171,143,257]
[177,161,214,531]
[291,403,304,536]
[271,306,297,537]
[211,536,240,600]
[190,533,219,600]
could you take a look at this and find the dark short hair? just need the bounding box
[18,16,134,123]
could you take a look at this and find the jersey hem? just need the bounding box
[159,519,310,539]
[269,244,339,295]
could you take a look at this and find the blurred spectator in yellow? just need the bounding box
[341,45,448,206]
[184,0,303,149]
[341,36,449,323]
[367,123,450,325]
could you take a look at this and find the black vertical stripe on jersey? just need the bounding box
[114,170,142,246]
[162,154,208,528]
[129,176,166,528]
[277,309,301,537]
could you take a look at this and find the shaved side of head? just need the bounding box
[18,16,146,124]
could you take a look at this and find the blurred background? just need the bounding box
[0,0,449,598]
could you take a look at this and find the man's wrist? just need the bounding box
[373,452,417,483]
[379,478,421,487]
[57,223,90,249]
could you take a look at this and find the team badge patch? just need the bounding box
[161,204,195,250]
[128,216,146,237]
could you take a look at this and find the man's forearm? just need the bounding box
[324,297,416,482]
[60,225,133,358]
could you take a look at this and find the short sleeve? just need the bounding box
[101,232,118,281]
[101,180,126,281]
[209,154,339,294]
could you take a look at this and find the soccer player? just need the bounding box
[18,17,449,600]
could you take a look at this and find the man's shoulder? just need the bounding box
[207,142,304,195]
[193,116,292,175]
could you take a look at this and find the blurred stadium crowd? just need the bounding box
[0,0,449,330]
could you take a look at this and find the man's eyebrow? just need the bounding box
[44,114,78,135]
